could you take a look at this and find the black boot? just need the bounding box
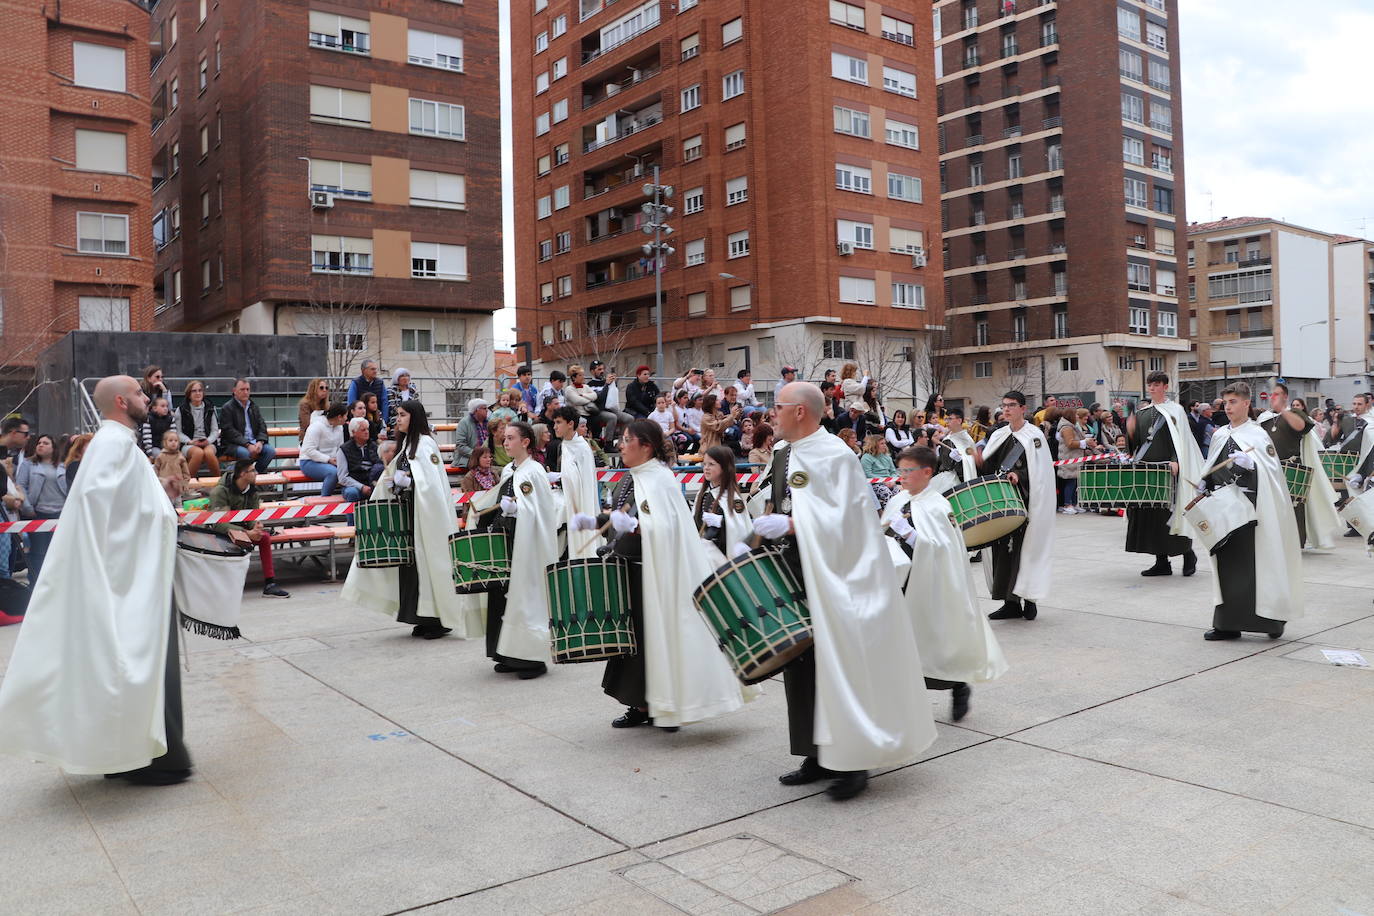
[1204,629,1242,641]
[989,600,1023,620]
[1021,600,1038,621]
[779,756,842,786]
[951,683,971,722]
[1182,550,1197,577]
[517,662,548,680]
[826,770,869,800]
[1141,555,1172,576]
[612,707,650,728]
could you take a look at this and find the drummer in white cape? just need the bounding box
[552,406,601,558]
[693,445,752,562]
[930,408,978,496]
[570,420,753,731]
[884,445,1008,722]
[486,420,559,679]
[976,390,1056,621]
[0,376,192,785]
[342,400,471,640]
[752,382,937,801]
[1258,381,1340,549]
[1124,371,1203,577]
[1195,382,1302,641]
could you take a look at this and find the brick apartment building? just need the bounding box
[512,0,943,406]
[0,0,154,385]
[935,0,1189,412]
[150,0,500,405]
[1179,217,1374,406]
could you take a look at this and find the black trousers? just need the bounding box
[924,676,964,691]
[1125,507,1193,557]
[988,527,1026,602]
[149,600,191,772]
[485,589,542,669]
[783,650,817,758]
[1212,523,1283,634]
[1294,505,1307,549]
[394,562,440,628]
[602,565,646,707]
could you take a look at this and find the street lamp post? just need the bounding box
[641,166,674,380]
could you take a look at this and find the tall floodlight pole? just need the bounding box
[642,166,674,380]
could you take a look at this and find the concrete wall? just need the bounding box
[1275,228,1331,379]
[1333,241,1370,378]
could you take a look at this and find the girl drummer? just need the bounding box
[693,445,751,563]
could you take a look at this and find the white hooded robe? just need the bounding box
[495,458,560,664]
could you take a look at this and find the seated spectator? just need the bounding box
[563,364,599,419]
[734,370,762,417]
[672,368,704,401]
[531,423,550,466]
[681,392,706,450]
[141,365,173,407]
[860,434,898,478]
[453,398,490,468]
[577,417,609,466]
[178,379,221,478]
[208,460,290,599]
[339,417,381,502]
[154,429,194,502]
[587,361,633,446]
[460,444,498,493]
[540,394,562,428]
[488,417,512,467]
[139,397,175,457]
[347,400,376,443]
[346,359,388,428]
[362,392,385,440]
[837,427,860,454]
[699,393,740,453]
[18,434,67,584]
[218,378,276,473]
[297,377,330,441]
[748,423,775,467]
[64,433,93,488]
[511,365,540,418]
[376,439,397,477]
[490,390,519,423]
[885,410,915,453]
[538,370,567,411]
[386,368,420,434]
[300,404,349,498]
[625,365,660,419]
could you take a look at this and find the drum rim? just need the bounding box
[692,544,793,603]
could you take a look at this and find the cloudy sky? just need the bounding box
[492,0,1374,346]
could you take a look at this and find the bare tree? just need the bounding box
[854,331,914,408]
[771,331,826,382]
[294,272,379,383]
[548,310,639,374]
[429,318,495,420]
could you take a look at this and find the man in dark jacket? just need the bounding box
[207,460,289,598]
[345,359,389,426]
[217,378,276,472]
[338,418,381,501]
[624,365,660,419]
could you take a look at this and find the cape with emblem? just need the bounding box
[0,420,179,774]
[495,457,560,663]
[786,429,937,772]
[342,434,476,634]
[1143,399,1207,538]
[632,459,756,727]
[694,483,753,565]
[560,434,602,559]
[978,421,1056,601]
[1257,409,1341,548]
[931,429,978,495]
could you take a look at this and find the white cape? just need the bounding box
[1148,399,1207,537]
[342,435,474,634]
[1257,410,1342,548]
[695,484,752,565]
[560,435,602,558]
[902,487,1008,683]
[0,421,178,774]
[495,458,559,664]
[1205,421,1304,621]
[786,429,937,772]
[932,429,979,495]
[633,460,756,727]
[979,422,1056,601]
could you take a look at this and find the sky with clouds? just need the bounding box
[493,0,1374,346]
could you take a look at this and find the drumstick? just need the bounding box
[1184,447,1258,509]
[581,501,628,553]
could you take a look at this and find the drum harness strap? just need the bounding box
[735,445,806,625]
[1132,408,1170,462]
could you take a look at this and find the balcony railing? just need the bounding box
[1239,327,1273,338]
[583,162,660,199]
[1042,116,1062,129]
[1049,243,1067,254]
[583,114,661,153]
[1010,248,1026,259]
[581,7,662,64]
[882,30,914,46]
[1239,255,1271,268]
[581,65,662,109]
[1002,125,1023,138]
[585,267,650,290]
[965,134,984,147]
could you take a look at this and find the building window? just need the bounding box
[538,239,552,261]
[1124,177,1147,208]
[1117,7,1140,41]
[200,259,212,292]
[684,186,704,214]
[1060,354,1079,372]
[969,160,984,185]
[540,281,553,303]
[1129,306,1151,334]
[537,194,552,218]
[1153,186,1174,214]
[78,296,131,331]
[410,169,466,209]
[1121,92,1144,124]
[881,15,914,45]
[839,276,876,304]
[687,291,707,316]
[1148,356,1165,372]
[724,122,746,151]
[725,176,748,205]
[408,29,463,70]
[198,57,208,91]
[730,285,751,311]
[887,172,922,203]
[722,69,745,100]
[892,282,924,309]
[882,66,916,98]
[1148,58,1171,91]
[823,338,856,360]
[552,98,568,123]
[401,327,434,352]
[1007,151,1022,179]
[552,13,567,37]
[535,31,548,52]
[681,83,701,111]
[198,125,209,156]
[1152,145,1173,173]
[200,189,210,221]
[727,230,750,258]
[1149,101,1172,134]
[72,41,127,93]
[308,12,370,54]
[836,219,874,249]
[558,275,573,297]
[1146,21,1167,51]
[76,212,129,255]
[829,0,864,29]
[410,99,465,140]
[835,163,872,194]
[535,113,550,136]
[1053,309,1068,338]
[554,185,570,209]
[536,154,552,175]
[74,129,127,173]
[215,40,222,72]
[1157,311,1177,337]
[974,360,993,379]
[1119,48,1143,82]
[553,57,567,79]
[535,71,550,94]
[834,106,871,138]
[681,32,700,59]
[721,16,742,44]
[411,241,468,280]
[830,52,868,85]
[310,159,372,198]
[683,134,703,161]
[311,235,373,273]
[1001,31,1018,58]
[310,85,372,126]
[556,231,571,253]
[974,320,989,346]
[542,324,554,345]
[889,227,924,254]
[1012,313,1027,341]
[885,119,919,149]
[1127,262,1151,291]
[685,238,706,266]
[554,141,569,164]
[1123,135,1145,165]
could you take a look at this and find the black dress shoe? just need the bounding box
[411,626,426,638]
[1021,601,1038,621]
[1268,623,1285,639]
[655,724,680,733]
[517,663,548,680]
[778,756,841,786]
[421,626,453,640]
[826,770,869,800]
[612,707,650,728]
[988,601,1023,620]
[951,683,971,722]
[1141,562,1172,577]
[1182,551,1197,577]
[493,662,517,673]
[1204,629,1242,641]
[110,768,192,786]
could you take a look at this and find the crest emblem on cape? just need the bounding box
[430,453,440,465]
[520,481,533,494]
[732,499,746,513]
[1033,438,1042,448]
[1267,444,1277,457]
[640,500,651,514]
[788,471,810,488]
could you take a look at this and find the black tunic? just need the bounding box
[390,453,442,628]
[600,478,647,707]
[476,476,519,660]
[1204,439,1282,634]
[1261,409,1312,547]
[1124,403,1193,557]
[981,433,1032,602]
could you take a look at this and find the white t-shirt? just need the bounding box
[647,408,675,436]
[682,407,703,434]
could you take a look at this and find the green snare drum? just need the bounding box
[354,499,414,568]
[1320,451,1358,489]
[1077,461,1174,509]
[545,557,636,663]
[449,530,511,592]
[692,547,812,685]
[944,476,1027,549]
[1282,458,1312,506]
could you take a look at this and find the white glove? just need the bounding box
[500,496,519,517]
[730,542,752,558]
[753,514,792,540]
[609,510,638,534]
[1196,481,1208,497]
[1232,451,1255,470]
[701,511,723,527]
[889,516,915,541]
[547,472,562,485]
[571,512,597,531]
[392,469,412,490]
[1349,473,1364,490]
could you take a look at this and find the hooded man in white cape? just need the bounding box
[977,390,1056,621]
[487,421,559,679]
[885,445,1008,723]
[1124,371,1204,577]
[572,420,753,731]
[752,383,937,801]
[552,406,601,559]
[342,400,474,639]
[0,376,191,785]
[1258,381,1340,549]
[1198,381,1302,641]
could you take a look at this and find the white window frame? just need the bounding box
[310,85,372,127]
[410,241,468,280]
[1124,177,1148,208]
[78,296,131,331]
[1117,7,1140,41]
[725,176,748,205]
[1121,92,1144,124]
[309,158,372,199]
[881,15,914,45]
[409,98,465,140]
[409,169,466,210]
[407,29,463,71]
[685,238,706,266]
[724,122,746,150]
[892,281,924,309]
[1127,262,1151,291]
[889,227,924,254]
[887,172,922,203]
[74,128,127,173]
[76,211,129,255]
[681,83,701,111]
[554,185,570,209]
[835,163,872,194]
[721,17,742,45]
[683,134,704,161]
[837,219,874,250]
[72,41,127,93]
[684,186,704,214]
[1129,306,1151,335]
[974,360,993,379]
[884,119,918,149]
[834,106,871,138]
[552,98,568,123]
[308,12,370,54]
[311,235,373,274]
[722,69,745,100]
[882,65,916,98]
[830,52,868,86]
[537,195,552,218]
[1123,135,1145,165]
[727,230,750,258]
[1157,310,1177,337]
[829,0,865,29]
[839,276,876,305]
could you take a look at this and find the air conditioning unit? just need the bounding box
[311,190,335,209]
[837,241,854,256]
[912,247,928,268]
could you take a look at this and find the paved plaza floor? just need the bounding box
[2,512,1374,915]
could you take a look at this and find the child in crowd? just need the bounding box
[154,428,194,502]
[142,397,175,457]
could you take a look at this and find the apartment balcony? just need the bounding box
[581,95,663,154]
[582,151,662,201]
[1239,327,1273,339]
[581,49,661,111]
[580,3,662,67]
[1239,255,1271,268]
[585,252,659,292]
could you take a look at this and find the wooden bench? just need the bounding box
[269,524,354,580]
